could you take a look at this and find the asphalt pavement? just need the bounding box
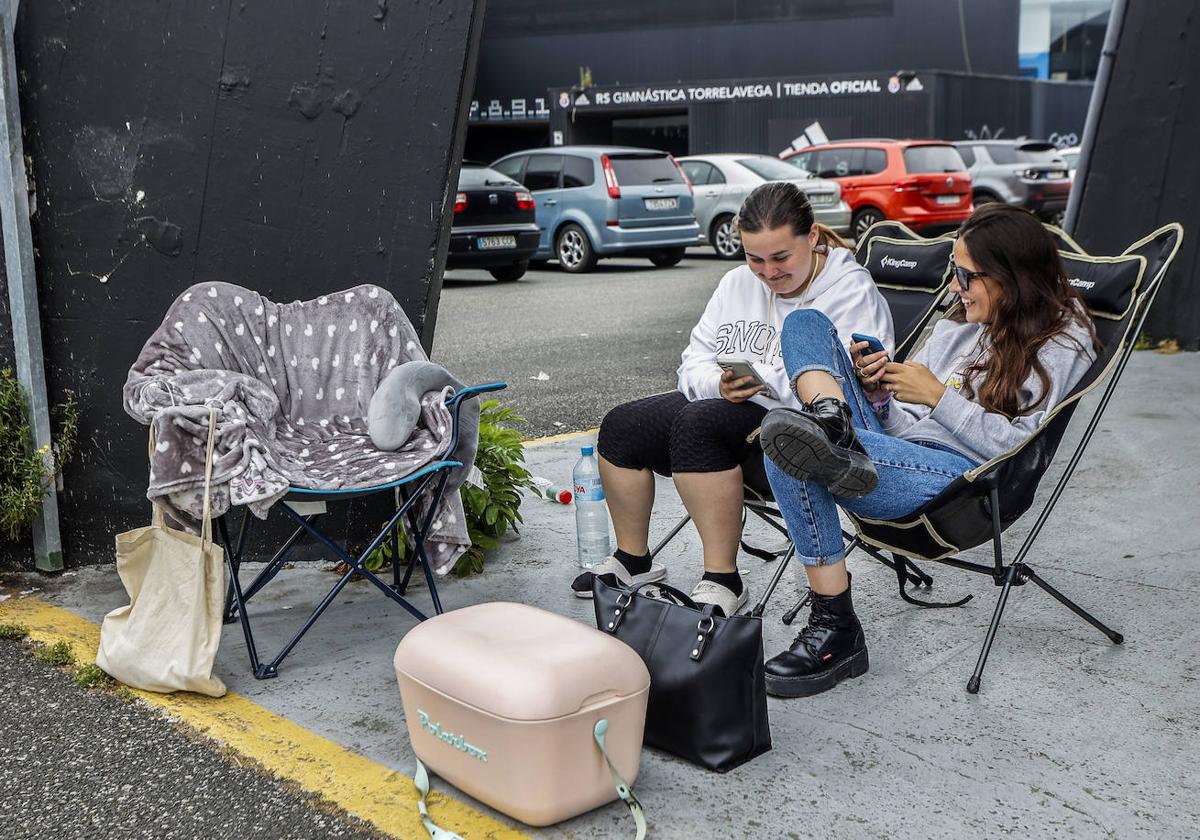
[0,637,385,840]
[433,250,732,438]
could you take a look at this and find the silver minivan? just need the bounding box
[491,146,699,273]
[678,154,850,259]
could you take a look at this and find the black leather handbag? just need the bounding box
[592,577,771,772]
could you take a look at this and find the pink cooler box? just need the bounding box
[393,601,650,827]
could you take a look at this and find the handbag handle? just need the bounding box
[627,580,701,610]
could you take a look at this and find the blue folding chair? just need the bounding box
[219,381,505,679]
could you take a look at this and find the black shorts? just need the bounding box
[597,391,768,476]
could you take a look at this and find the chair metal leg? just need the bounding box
[967,563,1019,694]
[782,590,812,626]
[1023,566,1124,644]
[649,513,692,559]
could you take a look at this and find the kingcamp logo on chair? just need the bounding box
[418,710,488,762]
[880,255,919,270]
[1068,276,1096,290]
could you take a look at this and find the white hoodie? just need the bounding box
[677,247,894,410]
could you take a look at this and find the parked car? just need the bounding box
[781,139,972,240]
[490,146,699,273]
[1059,145,1081,180]
[953,140,1071,221]
[677,154,850,259]
[446,163,540,281]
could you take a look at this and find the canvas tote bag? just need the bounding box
[96,407,227,696]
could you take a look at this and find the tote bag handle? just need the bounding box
[146,407,219,546]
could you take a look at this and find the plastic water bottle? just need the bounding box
[530,476,573,505]
[572,446,611,569]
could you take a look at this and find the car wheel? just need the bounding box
[555,224,597,273]
[972,190,999,206]
[711,214,744,259]
[851,207,885,241]
[489,260,528,282]
[648,248,686,268]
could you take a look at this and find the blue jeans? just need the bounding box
[765,309,979,566]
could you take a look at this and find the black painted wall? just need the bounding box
[2,0,485,568]
[1073,0,1199,349]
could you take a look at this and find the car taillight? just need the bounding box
[669,154,693,194]
[1021,168,1040,180]
[515,190,535,210]
[454,191,467,213]
[893,177,930,193]
[601,154,621,199]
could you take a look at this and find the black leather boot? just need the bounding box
[764,577,869,698]
[759,397,878,498]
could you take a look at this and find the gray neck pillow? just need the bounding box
[368,360,479,489]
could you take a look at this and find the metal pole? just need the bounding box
[1063,0,1127,235]
[0,3,63,571]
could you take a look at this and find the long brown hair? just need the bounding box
[736,181,852,253]
[953,204,1099,418]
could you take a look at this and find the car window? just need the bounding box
[458,166,519,188]
[608,154,684,185]
[736,157,804,181]
[523,154,563,191]
[492,156,526,182]
[1013,144,1064,164]
[814,147,865,178]
[863,149,888,175]
[681,160,714,186]
[956,145,976,167]
[561,155,595,189]
[902,145,966,174]
[786,151,814,173]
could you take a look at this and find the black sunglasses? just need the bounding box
[949,260,987,291]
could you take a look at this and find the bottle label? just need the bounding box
[574,477,605,502]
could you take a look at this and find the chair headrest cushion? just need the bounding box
[1059,253,1147,320]
[860,237,953,291]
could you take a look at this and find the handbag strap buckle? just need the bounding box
[691,615,716,660]
[607,590,634,632]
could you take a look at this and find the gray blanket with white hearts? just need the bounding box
[123,281,474,575]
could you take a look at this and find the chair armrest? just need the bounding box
[446,381,507,405]
[439,381,508,464]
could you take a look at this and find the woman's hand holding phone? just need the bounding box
[849,339,889,392]
[719,367,765,403]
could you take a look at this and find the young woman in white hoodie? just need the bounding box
[572,182,894,616]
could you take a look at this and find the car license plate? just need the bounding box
[935,194,960,206]
[477,235,516,250]
[644,197,679,211]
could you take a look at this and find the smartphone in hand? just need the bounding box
[716,356,779,400]
[850,333,887,357]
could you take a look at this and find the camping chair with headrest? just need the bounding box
[219,379,503,679]
[650,222,958,597]
[764,222,1184,693]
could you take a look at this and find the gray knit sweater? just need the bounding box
[878,311,1097,463]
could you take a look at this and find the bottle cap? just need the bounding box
[581,445,594,456]
[557,489,574,504]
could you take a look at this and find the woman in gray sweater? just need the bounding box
[758,203,1099,699]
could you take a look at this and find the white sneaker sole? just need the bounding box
[573,564,667,599]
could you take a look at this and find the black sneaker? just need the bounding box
[759,398,878,498]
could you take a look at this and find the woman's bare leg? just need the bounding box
[599,456,655,555]
[673,467,745,573]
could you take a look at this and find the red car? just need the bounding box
[782,139,973,240]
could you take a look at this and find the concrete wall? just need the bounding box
[2,0,485,568]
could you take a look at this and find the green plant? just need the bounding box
[73,663,116,689]
[0,623,29,641]
[33,639,76,667]
[366,399,536,576]
[0,368,78,540]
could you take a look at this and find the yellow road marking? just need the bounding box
[0,596,528,840]
[523,427,597,447]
